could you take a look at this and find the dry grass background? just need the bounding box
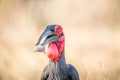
[0,0,120,80]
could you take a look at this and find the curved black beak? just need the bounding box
[34,29,59,52]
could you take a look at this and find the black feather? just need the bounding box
[41,49,80,80]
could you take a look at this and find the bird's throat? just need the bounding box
[46,36,64,62]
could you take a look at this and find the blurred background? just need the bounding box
[0,0,120,80]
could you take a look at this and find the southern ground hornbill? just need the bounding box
[35,24,80,80]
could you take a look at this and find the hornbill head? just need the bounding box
[35,24,64,62]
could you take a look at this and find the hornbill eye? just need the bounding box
[54,25,63,35]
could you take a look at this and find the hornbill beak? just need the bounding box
[34,29,59,53]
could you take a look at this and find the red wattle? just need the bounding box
[46,36,64,62]
[46,43,58,60]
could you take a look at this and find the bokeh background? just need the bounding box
[0,0,120,80]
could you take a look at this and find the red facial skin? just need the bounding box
[46,25,64,62]
[46,36,64,62]
[54,25,63,35]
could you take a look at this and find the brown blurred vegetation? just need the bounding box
[0,0,120,80]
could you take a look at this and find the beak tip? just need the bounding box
[34,50,37,52]
[34,44,45,53]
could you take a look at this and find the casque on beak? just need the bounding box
[34,29,59,53]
